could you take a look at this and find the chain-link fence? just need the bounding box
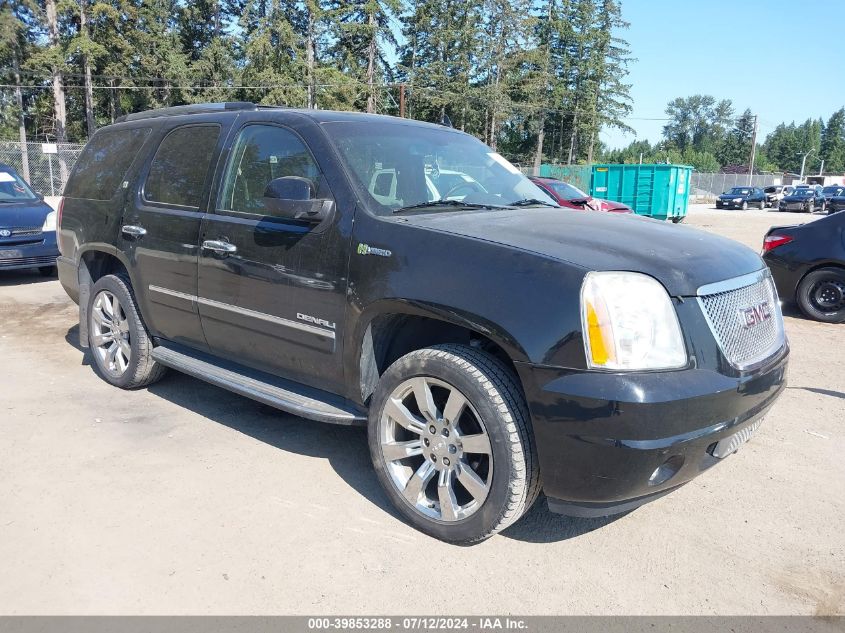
[0,141,86,197]
[690,172,781,203]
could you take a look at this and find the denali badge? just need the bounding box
[739,301,772,329]
[297,313,336,330]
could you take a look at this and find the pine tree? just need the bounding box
[327,0,401,114]
[399,0,483,128]
[820,108,845,173]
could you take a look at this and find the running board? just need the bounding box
[151,344,367,426]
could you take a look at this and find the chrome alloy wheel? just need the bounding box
[379,377,493,522]
[91,290,131,376]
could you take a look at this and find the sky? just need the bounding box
[603,0,845,150]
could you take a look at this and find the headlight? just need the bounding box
[42,210,57,232]
[580,271,687,370]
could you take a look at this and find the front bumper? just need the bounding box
[516,345,788,517]
[0,231,59,271]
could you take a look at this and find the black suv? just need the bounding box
[57,103,788,543]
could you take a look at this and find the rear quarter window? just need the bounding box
[64,127,151,200]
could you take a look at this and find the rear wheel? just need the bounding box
[368,344,540,544]
[87,274,167,388]
[796,268,845,323]
[758,199,766,210]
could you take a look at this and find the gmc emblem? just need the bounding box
[739,301,772,328]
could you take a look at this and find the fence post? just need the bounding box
[47,154,55,196]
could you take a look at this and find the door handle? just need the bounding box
[202,239,237,255]
[121,225,147,238]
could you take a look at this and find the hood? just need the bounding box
[781,194,812,203]
[400,207,765,296]
[0,199,53,228]
[590,197,632,213]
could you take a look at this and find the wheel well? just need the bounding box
[80,250,128,284]
[77,250,129,350]
[358,314,520,404]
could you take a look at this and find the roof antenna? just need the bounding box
[440,113,453,128]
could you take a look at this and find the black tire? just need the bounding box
[741,201,748,210]
[758,199,766,210]
[38,265,56,277]
[87,273,167,388]
[368,344,540,544]
[796,268,845,324]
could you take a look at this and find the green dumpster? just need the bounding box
[590,164,692,222]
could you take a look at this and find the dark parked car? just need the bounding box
[779,186,826,213]
[529,176,633,213]
[829,192,845,214]
[821,185,845,205]
[56,103,788,543]
[763,212,845,323]
[0,163,59,276]
[716,186,767,210]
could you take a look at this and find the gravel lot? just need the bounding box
[0,204,842,615]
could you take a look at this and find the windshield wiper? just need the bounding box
[393,199,503,214]
[507,198,560,208]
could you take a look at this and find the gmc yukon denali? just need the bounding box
[56,102,789,543]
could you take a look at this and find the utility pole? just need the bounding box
[747,114,758,186]
[798,149,814,182]
[819,160,825,176]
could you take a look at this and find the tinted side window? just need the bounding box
[218,124,325,216]
[144,125,220,208]
[64,127,151,200]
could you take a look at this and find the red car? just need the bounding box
[530,176,633,213]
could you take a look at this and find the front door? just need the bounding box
[120,121,224,350]
[196,121,350,394]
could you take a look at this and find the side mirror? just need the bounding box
[262,176,333,224]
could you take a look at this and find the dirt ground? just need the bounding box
[0,204,842,615]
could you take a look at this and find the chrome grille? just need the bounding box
[0,226,42,237]
[698,271,785,369]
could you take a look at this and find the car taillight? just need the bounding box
[57,197,65,256]
[762,234,793,253]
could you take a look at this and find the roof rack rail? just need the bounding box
[117,102,257,123]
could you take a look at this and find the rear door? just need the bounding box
[119,118,227,349]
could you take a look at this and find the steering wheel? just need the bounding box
[444,181,485,199]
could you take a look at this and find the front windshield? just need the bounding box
[325,121,556,213]
[545,181,589,200]
[792,189,813,197]
[823,186,843,195]
[727,188,750,195]
[0,167,38,202]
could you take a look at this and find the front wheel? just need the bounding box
[87,274,167,388]
[796,268,845,323]
[741,201,748,210]
[368,344,540,544]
